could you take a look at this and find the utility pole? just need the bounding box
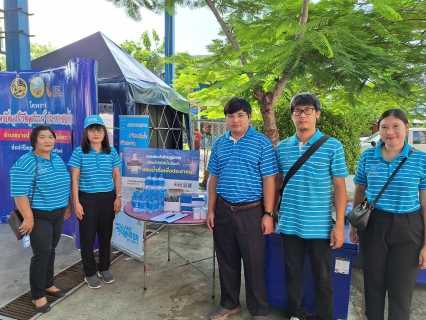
[164,11,175,86]
[2,0,31,71]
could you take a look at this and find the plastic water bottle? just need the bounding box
[145,173,152,189]
[152,173,158,190]
[158,174,165,190]
[148,198,155,214]
[132,191,140,213]
[139,192,147,214]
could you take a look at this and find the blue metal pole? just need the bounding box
[164,11,175,86]
[3,0,31,71]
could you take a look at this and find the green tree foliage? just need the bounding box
[120,30,165,78]
[0,42,56,70]
[30,42,56,60]
[273,101,364,174]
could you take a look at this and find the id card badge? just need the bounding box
[22,234,31,248]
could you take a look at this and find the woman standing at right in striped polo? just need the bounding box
[350,109,426,320]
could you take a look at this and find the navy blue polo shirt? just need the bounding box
[207,126,278,203]
[68,146,121,193]
[10,150,70,210]
[354,141,426,213]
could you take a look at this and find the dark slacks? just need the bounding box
[78,190,116,277]
[29,207,66,300]
[281,234,333,320]
[213,199,268,316]
[360,208,424,320]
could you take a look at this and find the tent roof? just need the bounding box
[31,32,189,114]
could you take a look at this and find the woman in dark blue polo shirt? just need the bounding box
[68,115,121,289]
[10,125,71,313]
[350,109,426,320]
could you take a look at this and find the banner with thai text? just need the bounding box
[0,59,98,232]
[122,148,200,191]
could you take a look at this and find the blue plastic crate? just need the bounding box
[265,226,359,320]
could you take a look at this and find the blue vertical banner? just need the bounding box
[112,115,150,261]
[118,115,149,152]
[0,58,98,236]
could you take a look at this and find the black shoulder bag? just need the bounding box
[7,156,38,240]
[276,135,330,212]
[346,147,415,231]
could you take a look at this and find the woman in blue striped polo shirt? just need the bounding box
[350,109,426,320]
[10,125,71,313]
[68,115,121,289]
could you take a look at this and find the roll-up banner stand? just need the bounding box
[112,115,149,261]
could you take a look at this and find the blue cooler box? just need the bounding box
[265,226,358,320]
[416,269,426,286]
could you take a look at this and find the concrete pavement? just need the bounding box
[1,175,426,319]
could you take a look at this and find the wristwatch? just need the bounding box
[264,211,276,218]
[116,194,122,197]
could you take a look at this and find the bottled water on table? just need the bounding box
[132,190,140,213]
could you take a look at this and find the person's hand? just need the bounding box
[262,215,274,235]
[19,218,34,235]
[349,225,359,244]
[74,202,84,220]
[419,245,426,269]
[330,225,345,249]
[64,207,72,220]
[114,197,121,214]
[206,210,215,231]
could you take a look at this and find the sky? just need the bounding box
[6,0,221,55]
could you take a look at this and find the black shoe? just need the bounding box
[32,300,51,313]
[46,289,65,298]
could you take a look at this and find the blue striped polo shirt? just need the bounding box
[68,146,121,193]
[354,141,426,213]
[10,150,70,210]
[276,129,348,239]
[207,126,278,203]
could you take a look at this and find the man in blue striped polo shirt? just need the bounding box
[207,97,278,320]
[275,93,348,320]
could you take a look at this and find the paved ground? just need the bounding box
[1,175,426,319]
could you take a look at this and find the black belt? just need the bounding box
[217,195,262,211]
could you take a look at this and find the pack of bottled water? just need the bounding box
[132,173,168,214]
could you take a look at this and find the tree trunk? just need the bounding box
[205,0,310,145]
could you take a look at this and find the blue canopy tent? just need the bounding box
[32,31,191,150]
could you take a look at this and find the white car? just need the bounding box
[361,128,426,153]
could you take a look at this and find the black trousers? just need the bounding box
[360,208,424,320]
[78,190,116,277]
[29,207,66,300]
[213,198,268,316]
[280,234,333,320]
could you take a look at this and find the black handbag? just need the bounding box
[346,147,414,231]
[7,156,38,240]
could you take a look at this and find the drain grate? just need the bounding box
[0,250,123,320]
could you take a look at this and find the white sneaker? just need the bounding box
[290,317,300,320]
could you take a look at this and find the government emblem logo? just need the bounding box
[30,77,45,98]
[10,78,27,99]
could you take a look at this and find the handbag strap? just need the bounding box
[370,147,415,208]
[30,155,39,207]
[279,135,330,197]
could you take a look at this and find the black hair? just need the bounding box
[223,97,252,116]
[290,92,321,113]
[378,109,408,127]
[81,124,111,154]
[30,125,56,149]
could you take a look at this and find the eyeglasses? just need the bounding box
[292,108,315,116]
[88,127,104,132]
[226,113,248,121]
